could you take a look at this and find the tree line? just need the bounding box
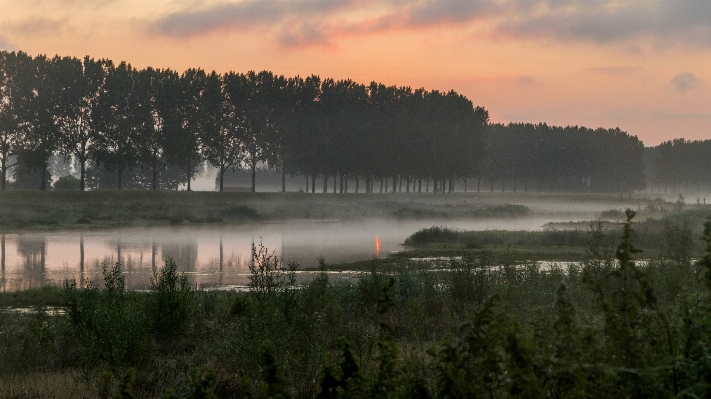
[478,123,646,194]
[0,50,672,194]
[0,50,488,192]
[645,139,711,195]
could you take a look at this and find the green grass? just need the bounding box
[0,286,65,308]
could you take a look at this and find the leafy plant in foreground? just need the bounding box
[149,257,193,338]
[62,262,148,368]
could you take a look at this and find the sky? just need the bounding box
[1,0,710,146]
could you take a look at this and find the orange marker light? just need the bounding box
[375,235,381,259]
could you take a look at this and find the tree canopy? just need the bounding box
[0,50,663,194]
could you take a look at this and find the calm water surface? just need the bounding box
[0,218,572,291]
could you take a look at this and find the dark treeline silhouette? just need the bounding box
[478,123,646,194]
[0,51,489,192]
[645,139,711,195]
[0,50,674,194]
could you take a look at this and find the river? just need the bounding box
[0,217,575,291]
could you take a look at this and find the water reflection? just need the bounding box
[17,235,47,289]
[1,234,5,291]
[0,218,565,292]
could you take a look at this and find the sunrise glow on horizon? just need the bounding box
[2,0,710,146]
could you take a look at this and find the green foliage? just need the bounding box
[403,226,462,247]
[165,369,218,399]
[7,214,711,397]
[116,369,138,399]
[699,218,711,291]
[583,219,615,280]
[404,226,596,248]
[248,241,297,296]
[149,258,193,338]
[219,205,260,221]
[599,208,624,219]
[661,218,695,263]
[62,262,149,368]
[52,175,80,190]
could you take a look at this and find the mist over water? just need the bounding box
[0,217,575,292]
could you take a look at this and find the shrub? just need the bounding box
[219,205,260,221]
[52,175,81,191]
[62,262,149,368]
[148,257,193,338]
[403,226,461,247]
[599,208,623,219]
[248,241,297,296]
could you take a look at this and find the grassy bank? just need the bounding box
[1,213,711,397]
[391,207,711,264]
[0,190,652,232]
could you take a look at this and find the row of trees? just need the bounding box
[0,50,488,192]
[1,50,663,194]
[479,123,646,193]
[646,139,711,194]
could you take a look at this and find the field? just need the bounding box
[1,191,711,397]
[0,190,668,232]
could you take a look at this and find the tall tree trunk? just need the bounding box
[380,178,384,193]
[187,158,191,191]
[305,175,309,193]
[219,167,224,192]
[355,177,359,193]
[282,168,286,193]
[312,173,316,193]
[333,174,337,193]
[418,178,422,193]
[339,174,343,193]
[80,158,86,191]
[392,176,397,193]
[1,158,6,190]
[323,175,328,193]
[406,177,410,193]
[345,177,348,193]
[251,160,257,193]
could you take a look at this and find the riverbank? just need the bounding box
[0,190,653,232]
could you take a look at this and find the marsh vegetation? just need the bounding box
[1,209,711,397]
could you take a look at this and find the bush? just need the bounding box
[52,175,81,191]
[62,262,149,368]
[403,226,461,247]
[219,205,260,221]
[599,208,623,219]
[148,258,193,338]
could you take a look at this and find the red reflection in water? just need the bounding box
[375,235,381,258]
